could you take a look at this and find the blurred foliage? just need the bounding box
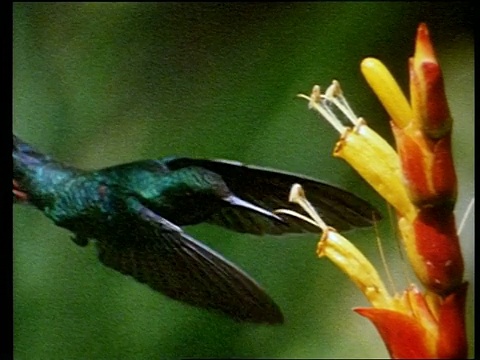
[13,3,473,359]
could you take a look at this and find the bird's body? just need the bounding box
[13,135,380,324]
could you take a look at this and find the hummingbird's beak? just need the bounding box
[224,195,287,225]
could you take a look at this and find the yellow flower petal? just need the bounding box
[361,58,413,129]
[333,120,416,220]
[317,228,393,309]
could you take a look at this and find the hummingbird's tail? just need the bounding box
[13,134,81,206]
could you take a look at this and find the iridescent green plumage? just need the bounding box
[13,134,381,324]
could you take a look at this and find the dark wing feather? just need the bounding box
[164,157,381,233]
[96,196,284,324]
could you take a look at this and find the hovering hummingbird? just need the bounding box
[13,134,381,324]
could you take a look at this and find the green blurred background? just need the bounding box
[13,3,474,359]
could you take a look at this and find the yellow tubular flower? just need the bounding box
[361,58,413,129]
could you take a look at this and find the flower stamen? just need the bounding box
[324,80,360,126]
[297,86,347,135]
[273,208,320,229]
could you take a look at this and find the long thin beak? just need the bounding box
[223,195,286,224]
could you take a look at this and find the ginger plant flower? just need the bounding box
[287,23,468,358]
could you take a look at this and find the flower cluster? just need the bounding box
[285,23,467,358]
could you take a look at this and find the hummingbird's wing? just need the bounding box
[95,196,284,324]
[162,157,381,233]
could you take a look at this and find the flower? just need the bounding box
[278,182,468,358]
[286,23,468,358]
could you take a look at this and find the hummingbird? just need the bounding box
[13,134,381,324]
